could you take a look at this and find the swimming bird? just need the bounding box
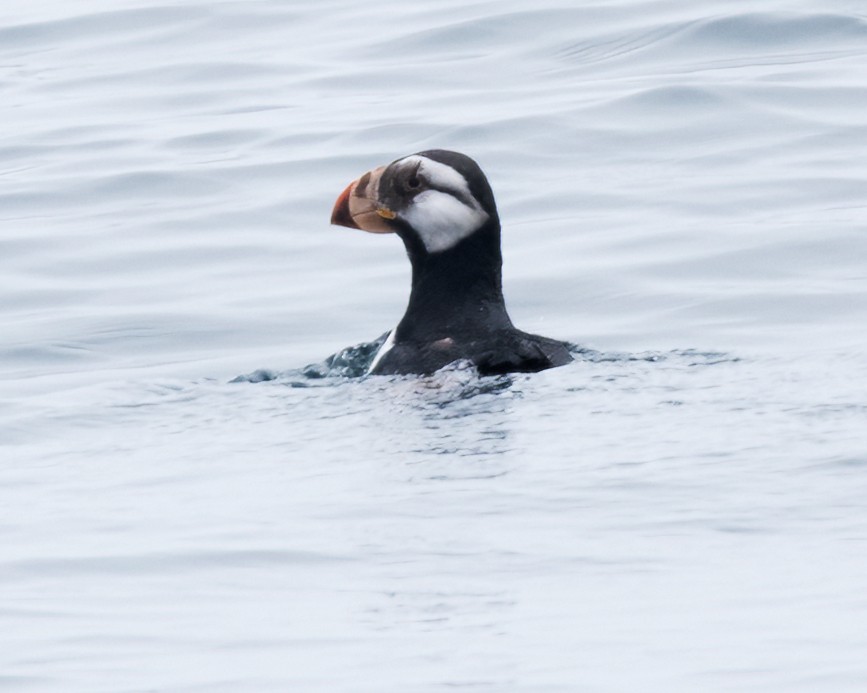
[330,149,572,376]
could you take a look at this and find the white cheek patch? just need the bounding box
[402,189,488,253]
[395,156,488,253]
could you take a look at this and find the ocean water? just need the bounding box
[3,0,867,691]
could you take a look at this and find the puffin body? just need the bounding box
[330,150,572,376]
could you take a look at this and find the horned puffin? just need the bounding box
[330,149,572,376]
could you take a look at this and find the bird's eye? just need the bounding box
[407,174,421,189]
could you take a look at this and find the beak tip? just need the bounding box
[330,183,359,229]
[330,166,395,234]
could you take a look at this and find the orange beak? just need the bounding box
[330,166,396,233]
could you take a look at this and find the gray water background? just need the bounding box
[2,0,867,691]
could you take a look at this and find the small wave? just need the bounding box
[680,12,867,50]
[0,6,206,50]
[552,11,867,75]
[571,346,738,367]
[1,548,347,581]
[555,21,689,65]
[231,333,390,384]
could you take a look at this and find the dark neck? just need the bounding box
[394,218,513,342]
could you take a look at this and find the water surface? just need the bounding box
[2,1,867,691]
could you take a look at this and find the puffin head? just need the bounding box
[330,150,499,254]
